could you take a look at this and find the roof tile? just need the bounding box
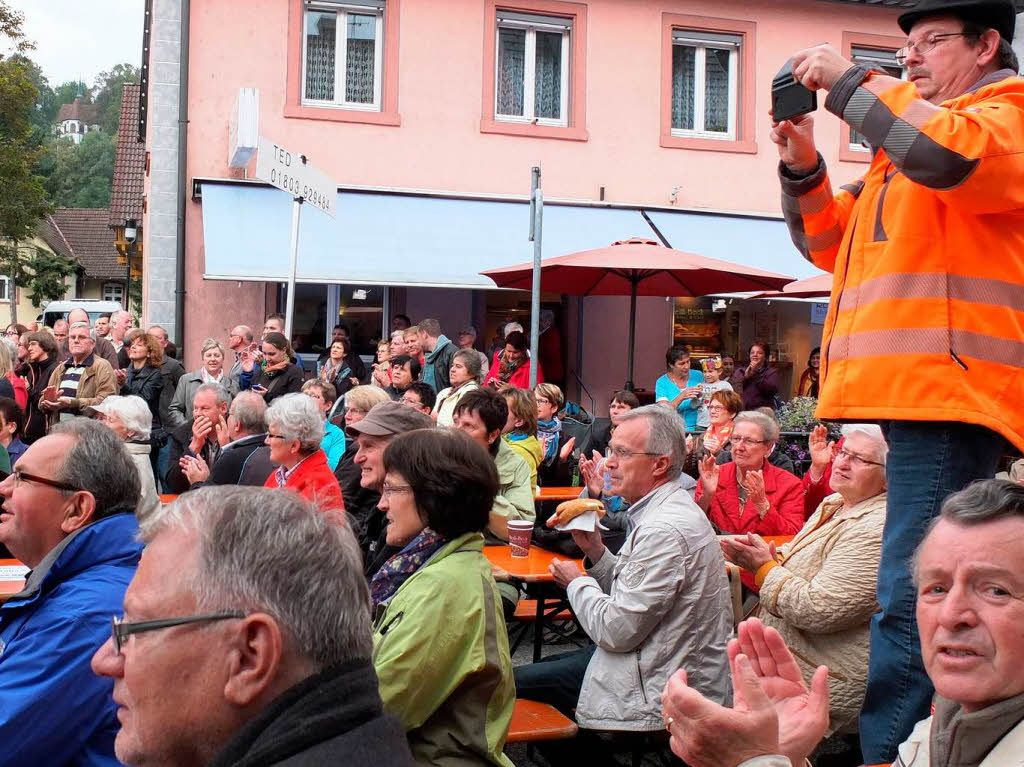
[109,84,145,227]
[46,208,126,280]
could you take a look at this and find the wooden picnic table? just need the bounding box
[536,486,581,503]
[484,545,585,662]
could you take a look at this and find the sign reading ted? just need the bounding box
[254,137,336,217]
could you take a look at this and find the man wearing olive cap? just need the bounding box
[771,0,1024,761]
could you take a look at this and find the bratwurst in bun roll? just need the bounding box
[546,498,606,528]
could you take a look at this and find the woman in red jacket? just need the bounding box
[695,410,803,537]
[483,330,542,390]
[263,392,345,513]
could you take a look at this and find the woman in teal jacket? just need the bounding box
[371,429,515,767]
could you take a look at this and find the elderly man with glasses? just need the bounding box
[0,419,143,766]
[773,1,1024,758]
[43,321,118,423]
[720,424,887,750]
[514,405,732,761]
[91,486,414,767]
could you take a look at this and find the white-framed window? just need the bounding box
[301,1,384,111]
[103,282,124,304]
[671,31,740,140]
[0,277,11,302]
[849,47,904,151]
[494,11,571,127]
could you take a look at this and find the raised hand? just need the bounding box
[662,657,781,767]
[579,449,604,500]
[769,110,818,175]
[214,414,231,447]
[807,425,834,479]
[180,455,210,485]
[743,470,768,515]
[731,618,831,766]
[698,454,720,497]
[558,436,576,462]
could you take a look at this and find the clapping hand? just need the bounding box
[743,470,768,516]
[179,454,210,485]
[662,655,782,767]
[579,449,604,500]
[698,454,720,496]
[559,436,576,462]
[731,619,831,766]
[720,532,776,572]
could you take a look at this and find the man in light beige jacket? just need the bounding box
[721,424,887,734]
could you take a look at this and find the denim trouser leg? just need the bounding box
[859,420,1006,763]
[156,441,172,493]
[513,645,597,716]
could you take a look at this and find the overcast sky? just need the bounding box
[6,0,145,87]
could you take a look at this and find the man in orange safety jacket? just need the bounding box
[772,0,1023,761]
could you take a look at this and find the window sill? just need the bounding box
[480,117,588,141]
[660,133,756,154]
[284,104,401,126]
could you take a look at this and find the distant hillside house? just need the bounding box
[56,98,101,144]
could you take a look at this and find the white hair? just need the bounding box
[503,321,524,336]
[841,423,888,465]
[733,411,780,445]
[266,392,325,454]
[102,395,153,440]
[615,404,687,479]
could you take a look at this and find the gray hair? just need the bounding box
[200,338,224,357]
[913,479,1024,580]
[841,423,888,466]
[616,404,687,479]
[733,411,780,444]
[503,321,523,337]
[102,395,153,441]
[110,309,130,324]
[266,393,324,454]
[390,330,405,343]
[230,391,267,434]
[418,318,441,338]
[453,348,483,382]
[194,383,231,407]
[143,486,372,668]
[50,418,141,519]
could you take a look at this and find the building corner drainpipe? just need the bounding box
[174,0,190,345]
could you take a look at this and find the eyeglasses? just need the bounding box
[707,404,727,412]
[8,468,81,493]
[895,32,971,64]
[731,436,767,447]
[381,483,413,499]
[608,446,662,461]
[835,447,885,468]
[110,611,247,655]
[346,407,367,416]
[266,433,287,440]
[4,330,18,337]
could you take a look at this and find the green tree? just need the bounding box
[0,6,76,324]
[37,130,116,207]
[93,63,138,134]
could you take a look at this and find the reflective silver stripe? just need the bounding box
[805,226,843,253]
[836,272,1024,314]
[781,193,814,264]
[828,327,1024,370]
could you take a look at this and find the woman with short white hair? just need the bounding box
[89,394,160,521]
[263,393,344,511]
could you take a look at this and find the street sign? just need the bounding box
[254,136,336,218]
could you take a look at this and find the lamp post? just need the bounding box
[123,219,137,312]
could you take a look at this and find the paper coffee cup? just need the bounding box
[507,520,534,558]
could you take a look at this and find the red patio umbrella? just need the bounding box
[481,238,793,390]
[756,272,833,299]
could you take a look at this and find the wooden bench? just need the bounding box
[513,599,573,622]
[506,699,578,743]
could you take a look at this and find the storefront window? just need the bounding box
[672,297,722,361]
[331,284,385,357]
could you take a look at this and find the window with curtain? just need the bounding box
[302,2,384,110]
[849,47,904,151]
[495,12,570,126]
[671,31,740,140]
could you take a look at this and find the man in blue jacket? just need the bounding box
[0,418,143,766]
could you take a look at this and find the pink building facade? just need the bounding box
[142,0,909,410]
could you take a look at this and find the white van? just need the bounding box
[40,300,125,328]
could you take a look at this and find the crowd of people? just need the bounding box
[3,2,1024,763]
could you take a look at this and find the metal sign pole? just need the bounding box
[528,166,542,389]
[284,196,303,340]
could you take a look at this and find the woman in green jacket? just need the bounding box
[371,429,515,767]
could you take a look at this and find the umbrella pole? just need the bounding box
[528,166,542,389]
[626,279,637,391]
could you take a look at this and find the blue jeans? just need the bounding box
[859,420,1006,763]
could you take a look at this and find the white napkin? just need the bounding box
[553,509,607,533]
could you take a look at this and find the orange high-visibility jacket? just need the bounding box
[780,66,1024,451]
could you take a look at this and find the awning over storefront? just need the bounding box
[645,210,826,281]
[198,180,826,288]
[199,182,655,288]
